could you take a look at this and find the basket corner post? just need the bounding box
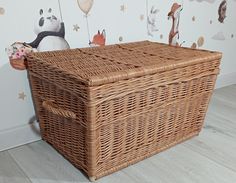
[86,99,98,179]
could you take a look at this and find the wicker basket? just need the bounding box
[27,41,222,181]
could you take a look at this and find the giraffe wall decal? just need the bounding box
[168,2,184,46]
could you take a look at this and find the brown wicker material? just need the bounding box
[10,58,27,70]
[27,41,222,181]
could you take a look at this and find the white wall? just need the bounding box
[0,0,235,151]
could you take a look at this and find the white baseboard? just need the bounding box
[215,72,236,89]
[0,123,41,152]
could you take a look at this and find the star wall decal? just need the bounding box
[18,92,26,100]
[120,5,127,12]
[73,24,80,32]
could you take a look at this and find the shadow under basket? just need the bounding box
[26,41,222,181]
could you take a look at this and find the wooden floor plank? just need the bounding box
[204,114,236,139]
[146,144,236,183]
[3,84,236,183]
[207,85,236,123]
[0,151,31,183]
[96,171,136,183]
[8,141,134,183]
[183,85,236,173]
[8,141,89,183]
[214,85,236,101]
[184,125,236,173]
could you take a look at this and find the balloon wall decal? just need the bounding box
[191,36,204,49]
[77,0,94,15]
[77,0,94,45]
[191,43,197,49]
[197,36,205,47]
[119,36,123,42]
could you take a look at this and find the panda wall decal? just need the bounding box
[27,8,70,52]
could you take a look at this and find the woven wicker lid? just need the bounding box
[27,41,222,86]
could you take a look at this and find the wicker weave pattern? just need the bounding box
[27,41,221,180]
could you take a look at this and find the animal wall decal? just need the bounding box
[168,3,184,46]
[89,30,106,46]
[5,1,70,71]
[27,8,70,52]
[218,0,227,23]
[147,6,159,37]
[120,4,127,12]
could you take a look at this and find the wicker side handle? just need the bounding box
[42,100,76,119]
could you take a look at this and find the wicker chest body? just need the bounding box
[27,41,222,181]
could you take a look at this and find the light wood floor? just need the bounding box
[1,85,236,183]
